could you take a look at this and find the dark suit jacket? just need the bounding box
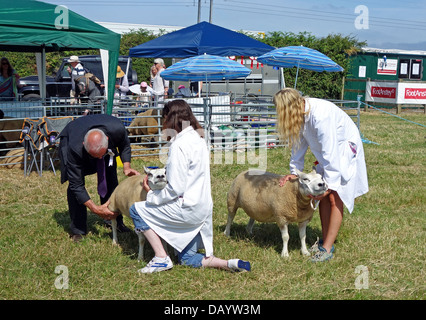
[59,114,132,204]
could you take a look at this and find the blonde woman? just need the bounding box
[275,88,368,262]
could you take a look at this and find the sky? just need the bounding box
[43,0,426,51]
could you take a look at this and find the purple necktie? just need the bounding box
[97,158,107,198]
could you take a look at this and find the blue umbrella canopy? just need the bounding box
[160,54,252,81]
[129,21,274,58]
[257,46,343,88]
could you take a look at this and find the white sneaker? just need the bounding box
[227,259,251,272]
[138,256,173,274]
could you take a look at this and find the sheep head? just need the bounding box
[295,167,328,197]
[144,166,167,190]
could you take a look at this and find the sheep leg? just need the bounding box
[279,223,290,258]
[298,220,310,256]
[224,207,237,237]
[246,218,255,235]
[137,232,146,261]
[111,218,118,245]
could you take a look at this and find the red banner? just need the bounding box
[371,86,396,99]
[404,88,426,99]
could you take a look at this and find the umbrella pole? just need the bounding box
[294,62,300,89]
[280,67,285,89]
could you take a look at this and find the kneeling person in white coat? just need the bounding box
[130,99,251,273]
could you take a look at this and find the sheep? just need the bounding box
[108,166,166,260]
[127,108,161,147]
[224,168,328,258]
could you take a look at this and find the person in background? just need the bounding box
[137,81,154,109]
[129,99,251,274]
[151,58,169,102]
[275,88,368,262]
[114,66,129,100]
[67,55,85,104]
[149,65,157,88]
[0,57,22,101]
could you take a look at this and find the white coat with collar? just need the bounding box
[133,126,214,256]
[290,98,369,213]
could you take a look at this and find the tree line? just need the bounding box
[0,29,365,99]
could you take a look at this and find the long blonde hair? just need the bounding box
[273,88,309,149]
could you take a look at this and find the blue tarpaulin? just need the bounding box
[129,21,274,58]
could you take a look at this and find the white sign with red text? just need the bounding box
[366,81,398,103]
[377,58,398,75]
[366,81,426,104]
[398,83,426,104]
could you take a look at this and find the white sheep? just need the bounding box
[224,168,328,257]
[108,167,166,260]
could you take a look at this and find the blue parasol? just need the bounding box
[160,53,251,82]
[257,45,344,88]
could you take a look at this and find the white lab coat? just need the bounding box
[134,126,214,255]
[290,98,369,213]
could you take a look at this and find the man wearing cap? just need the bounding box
[152,58,169,101]
[67,55,85,104]
[115,66,129,99]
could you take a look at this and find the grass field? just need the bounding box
[0,111,424,300]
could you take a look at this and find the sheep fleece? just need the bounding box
[108,175,147,216]
[227,170,313,225]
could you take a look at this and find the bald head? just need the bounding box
[83,129,108,159]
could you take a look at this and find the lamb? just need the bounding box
[224,168,328,257]
[108,166,167,260]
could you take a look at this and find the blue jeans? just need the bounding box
[129,204,150,232]
[129,204,205,268]
[177,233,205,268]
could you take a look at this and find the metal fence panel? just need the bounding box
[0,96,361,171]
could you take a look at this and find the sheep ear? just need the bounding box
[144,166,150,174]
[311,166,317,174]
[295,168,303,176]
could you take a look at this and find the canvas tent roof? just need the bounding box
[0,0,121,114]
[129,21,274,58]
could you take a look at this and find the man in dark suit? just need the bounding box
[59,114,140,242]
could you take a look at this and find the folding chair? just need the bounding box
[38,116,74,176]
[20,118,43,176]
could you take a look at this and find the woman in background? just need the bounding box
[0,57,21,101]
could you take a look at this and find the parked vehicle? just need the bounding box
[19,55,138,101]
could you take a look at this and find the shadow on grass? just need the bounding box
[220,221,322,255]
[52,210,147,260]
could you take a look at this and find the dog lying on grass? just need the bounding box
[108,166,167,260]
[225,168,328,258]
